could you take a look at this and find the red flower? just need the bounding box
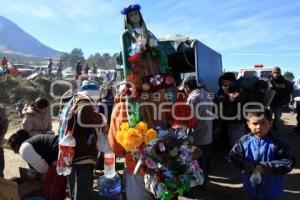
[165,75,174,85]
[128,53,142,79]
[128,52,142,64]
[172,97,196,128]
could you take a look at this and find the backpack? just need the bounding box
[58,94,105,149]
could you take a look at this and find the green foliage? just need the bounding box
[60,48,85,68]
[1,48,118,70]
[60,48,118,70]
[283,71,295,81]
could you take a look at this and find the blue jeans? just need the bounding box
[68,164,94,200]
[270,106,283,129]
[0,147,4,177]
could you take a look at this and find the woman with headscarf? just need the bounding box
[22,97,53,137]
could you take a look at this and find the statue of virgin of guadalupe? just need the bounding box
[121,4,176,129]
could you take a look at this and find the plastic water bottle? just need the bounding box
[56,132,76,176]
[98,173,122,200]
[104,152,116,178]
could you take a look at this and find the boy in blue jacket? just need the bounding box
[229,109,295,200]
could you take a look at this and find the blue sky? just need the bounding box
[0,0,299,78]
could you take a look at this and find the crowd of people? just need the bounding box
[0,4,299,200]
[0,66,298,200]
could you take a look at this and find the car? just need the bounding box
[51,66,58,76]
[9,64,35,77]
[62,67,74,79]
[34,65,48,73]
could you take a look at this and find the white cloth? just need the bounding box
[19,142,49,173]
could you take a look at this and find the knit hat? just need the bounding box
[77,81,100,100]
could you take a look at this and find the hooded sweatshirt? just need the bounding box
[67,94,106,164]
[269,75,291,106]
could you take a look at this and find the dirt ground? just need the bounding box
[2,113,300,200]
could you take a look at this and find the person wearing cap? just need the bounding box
[268,67,292,130]
[0,105,9,177]
[218,72,249,151]
[66,81,107,200]
[22,97,53,137]
[180,75,213,180]
[7,129,67,200]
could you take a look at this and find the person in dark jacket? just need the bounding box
[269,67,291,130]
[218,73,249,149]
[229,109,295,200]
[75,61,82,80]
[84,64,90,74]
[8,129,67,200]
[48,58,53,80]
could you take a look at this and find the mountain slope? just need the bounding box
[0,16,62,58]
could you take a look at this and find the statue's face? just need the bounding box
[128,10,140,26]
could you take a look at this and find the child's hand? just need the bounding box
[228,92,240,102]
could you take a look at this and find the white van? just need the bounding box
[237,65,272,81]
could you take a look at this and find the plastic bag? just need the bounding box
[250,171,262,187]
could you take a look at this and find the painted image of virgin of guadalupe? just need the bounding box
[121,4,176,129]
